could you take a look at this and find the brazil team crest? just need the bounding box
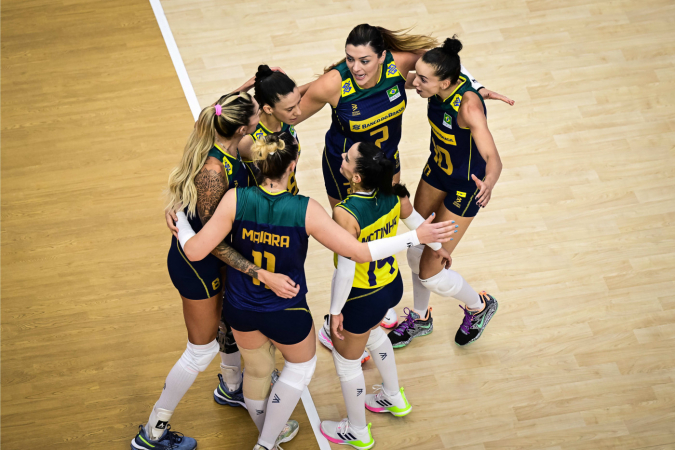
[443,112,453,129]
[387,85,401,102]
[289,125,297,138]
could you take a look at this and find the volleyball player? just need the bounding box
[132,93,298,450]
[319,142,452,448]
[174,132,456,450]
[389,37,511,350]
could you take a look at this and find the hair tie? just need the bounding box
[214,104,222,116]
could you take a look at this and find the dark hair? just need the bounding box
[250,131,299,182]
[253,65,297,108]
[213,91,256,138]
[325,24,438,72]
[354,142,410,198]
[421,36,463,84]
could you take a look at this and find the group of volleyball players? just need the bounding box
[131,23,513,450]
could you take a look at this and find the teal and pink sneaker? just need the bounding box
[365,385,412,417]
[320,418,374,449]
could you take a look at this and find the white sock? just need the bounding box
[244,397,268,433]
[333,351,367,430]
[369,336,400,394]
[412,273,430,317]
[220,351,242,391]
[146,360,198,440]
[454,276,482,309]
[258,379,303,449]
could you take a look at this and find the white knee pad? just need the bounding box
[421,268,464,298]
[366,327,388,352]
[332,349,362,382]
[406,244,424,275]
[278,355,317,391]
[178,339,219,374]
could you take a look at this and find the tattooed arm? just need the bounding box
[194,159,300,298]
[195,159,262,279]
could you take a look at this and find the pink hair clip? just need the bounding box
[214,104,222,116]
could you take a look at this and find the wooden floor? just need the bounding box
[2,0,675,449]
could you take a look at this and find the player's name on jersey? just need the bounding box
[242,228,290,248]
[360,216,398,242]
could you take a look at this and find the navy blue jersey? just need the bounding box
[426,73,487,181]
[207,143,250,189]
[248,122,301,195]
[326,52,407,162]
[225,187,310,312]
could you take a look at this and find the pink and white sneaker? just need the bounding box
[380,308,398,329]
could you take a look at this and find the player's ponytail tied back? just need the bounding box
[166,92,254,217]
[422,34,463,84]
[354,142,410,198]
[254,65,297,109]
[324,24,438,73]
[251,132,299,184]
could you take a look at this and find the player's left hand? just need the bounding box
[472,174,493,208]
[330,313,345,341]
[165,209,179,238]
[479,88,515,105]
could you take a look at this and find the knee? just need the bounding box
[420,269,464,297]
[240,341,276,400]
[278,355,317,391]
[406,244,424,275]
[365,327,387,352]
[178,339,220,374]
[332,349,362,382]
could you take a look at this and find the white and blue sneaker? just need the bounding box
[131,424,196,450]
[213,373,246,408]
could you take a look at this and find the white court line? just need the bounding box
[148,1,331,448]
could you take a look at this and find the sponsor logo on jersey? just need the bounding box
[451,94,462,112]
[242,228,290,248]
[341,79,355,97]
[253,128,266,140]
[386,61,401,78]
[222,158,233,175]
[443,112,453,129]
[351,103,360,116]
[428,119,457,146]
[387,85,401,102]
[456,191,466,198]
[349,100,405,132]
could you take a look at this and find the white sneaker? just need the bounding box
[365,384,412,417]
[380,308,398,329]
[319,315,371,364]
[320,418,374,449]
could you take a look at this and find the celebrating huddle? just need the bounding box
[132,23,513,450]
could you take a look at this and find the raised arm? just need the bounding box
[305,199,456,263]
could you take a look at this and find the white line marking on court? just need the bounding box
[148,1,330,448]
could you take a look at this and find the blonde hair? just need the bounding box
[325,24,439,73]
[166,92,255,217]
[250,132,299,183]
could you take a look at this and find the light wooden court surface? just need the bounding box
[2,0,675,449]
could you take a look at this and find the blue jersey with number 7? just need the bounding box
[225,186,310,312]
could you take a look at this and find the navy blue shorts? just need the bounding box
[167,237,224,300]
[421,155,482,218]
[322,144,400,202]
[223,295,314,345]
[342,271,403,335]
